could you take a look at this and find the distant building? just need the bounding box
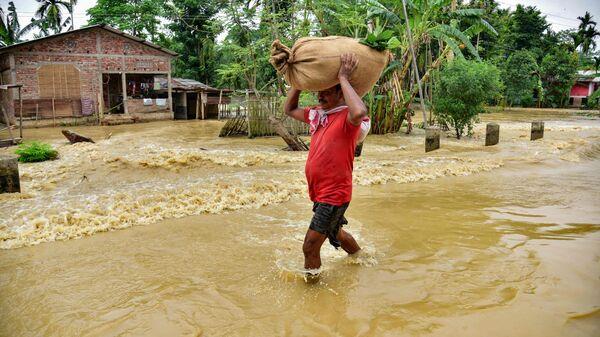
[0,24,177,126]
[169,78,232,120]
[569,70,600,107]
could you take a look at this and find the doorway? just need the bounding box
[102,74,124,114]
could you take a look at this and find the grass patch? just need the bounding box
[14,141,58,163]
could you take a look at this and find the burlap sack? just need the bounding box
[270,36,389,97]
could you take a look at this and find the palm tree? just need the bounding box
[31,0,72,35]
[0,1,24,46]
[577,12,596,31]
[576,11,599,54]
[582,26,600,54]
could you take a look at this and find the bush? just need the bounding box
[14,141,58,163]
[433,60,503,139]
[586,89,600,109]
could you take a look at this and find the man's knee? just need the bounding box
[303,232,324,256]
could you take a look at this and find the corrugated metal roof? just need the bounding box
[576,70,600,82]
[171,78,231,92]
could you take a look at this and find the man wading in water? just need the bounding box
[284,53,365,278]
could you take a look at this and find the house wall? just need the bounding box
[570,82,590,97]
[0,27,173,124]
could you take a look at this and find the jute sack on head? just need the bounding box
[270,36,389,97]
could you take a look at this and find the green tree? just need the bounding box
[540,48,578,107]
[433,59,502,139]
[165,0,223,84]
[87,0,164,41]
[502,50,538,106]
[506,5,549,58]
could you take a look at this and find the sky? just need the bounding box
[1,0,599,39]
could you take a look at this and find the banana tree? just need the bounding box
[362,0,497,134]
[0,1,26,47]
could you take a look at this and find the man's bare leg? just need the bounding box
[303,229,327,270]
[337,228,361,254]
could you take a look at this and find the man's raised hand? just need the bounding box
[338,53,359,80]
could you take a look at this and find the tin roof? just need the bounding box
[576,70,600,82]
[0,24,178,56]
[171,78,232,93]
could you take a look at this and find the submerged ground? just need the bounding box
[0,109,599,336]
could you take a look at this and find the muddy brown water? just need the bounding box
[0,110,599,336]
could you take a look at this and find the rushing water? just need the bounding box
[0,109,599,336]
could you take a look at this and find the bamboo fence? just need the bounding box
[220,95,309,138]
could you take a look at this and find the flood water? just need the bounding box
[0,109,599,336]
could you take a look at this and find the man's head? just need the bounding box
[317,84,343,110]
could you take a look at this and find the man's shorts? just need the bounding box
[309,202,350,249]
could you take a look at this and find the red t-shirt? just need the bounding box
[303,106,360,206]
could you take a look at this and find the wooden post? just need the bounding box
[18,87,22,139]
[97,93,104,123]
[63,64,70,99]
[0,105,14,142]
[51,98,56,127]
[218,89,223,120]
[98,73,104,123]
[121,72,128,114]
[167,72,173,117]
[200,92,205,120]
[195,92,200,119]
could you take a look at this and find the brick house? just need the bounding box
[0,24,177,126]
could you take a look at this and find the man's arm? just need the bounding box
[338,53,367,126]
[283,88,306,122]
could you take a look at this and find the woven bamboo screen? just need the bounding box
[38,64,81,99]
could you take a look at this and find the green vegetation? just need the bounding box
[0,1,27,46]
[359,27,400,51]
[14,142,59,163]
[586,88,600,109]
[87,0,163,41]
[433,60,502,139]
[501,50,539,107]
[540,48,579,108]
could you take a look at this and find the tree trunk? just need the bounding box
[62,130,95,144]
[268,116,308,151]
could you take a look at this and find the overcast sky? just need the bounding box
[2,0,599,38]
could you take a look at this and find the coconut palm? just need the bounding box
[30,0,72,35]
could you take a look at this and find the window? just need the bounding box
[37,64,81,99]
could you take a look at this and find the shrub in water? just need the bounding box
[433,60,503,139]
[14,141,58,163]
